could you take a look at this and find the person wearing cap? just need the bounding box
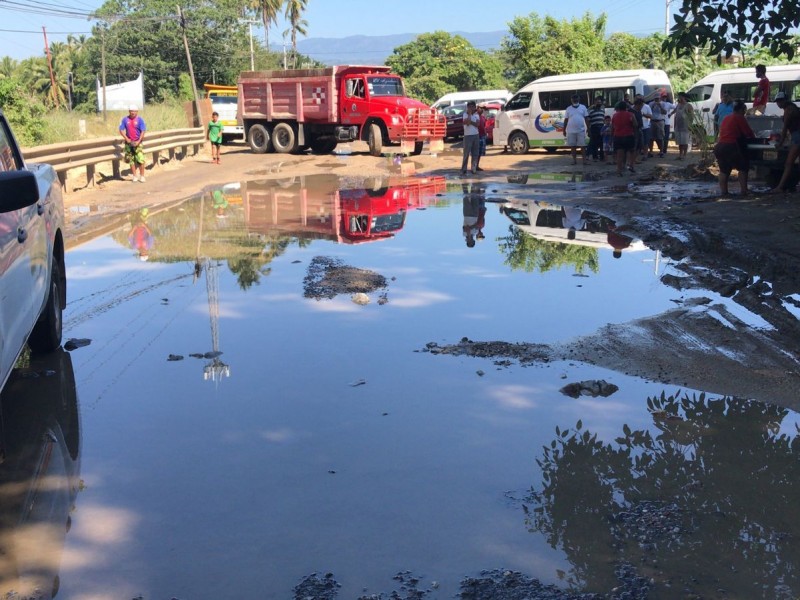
[771,91,800,193]
[713,100,755,196]
[119,104,147,182]
[563,94,589,165]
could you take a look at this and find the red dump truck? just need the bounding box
[238,66,445,157]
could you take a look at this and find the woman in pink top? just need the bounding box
[713,100,755,196]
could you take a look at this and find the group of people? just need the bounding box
[604,92,694,176]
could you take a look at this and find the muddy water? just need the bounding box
[9,174,796,598]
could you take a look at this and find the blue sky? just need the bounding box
[1,0,671,61]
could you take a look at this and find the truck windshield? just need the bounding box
[372,212,406,233]
[209,96,237,104]
[367,77,405,97]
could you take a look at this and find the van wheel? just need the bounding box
[248,124,271,154]
[272,123,298,154]
[29,260,63,353]
[508,131,529,155]
[368,124,383,156]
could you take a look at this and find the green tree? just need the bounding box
[497,224,600,275]
[0,78,46,145]
[500,12,608,89]
[386,31,506,105]
[249,0,284,49]
[0,56,19,79]
[664,0,800,60]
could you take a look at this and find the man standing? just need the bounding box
[660,93,674,153]
[648,96,667,157]
[563,94,589,165]
[771,91,800,193]
[750,64,770,115]
[120,104,147,182]
[586,97,606,162]
[712,90,735,137]
[461,101,480,175]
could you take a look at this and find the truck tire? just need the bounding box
[28,260,63,353]
[508,131,529,155]
[248,124,271,154]
[310,137,338,154]
[272,123,298,154]
[368,123,383,157]
[411,141,424,155]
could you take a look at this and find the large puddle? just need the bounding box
[4,174,799,598]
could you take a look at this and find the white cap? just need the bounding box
[129,104,139,111]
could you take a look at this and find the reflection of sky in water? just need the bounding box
[57,181,800,599]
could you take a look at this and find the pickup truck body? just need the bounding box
[0,109,66,391]
[745,114,800,189]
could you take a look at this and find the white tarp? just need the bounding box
[96,72,145,111]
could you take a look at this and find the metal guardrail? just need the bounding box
[22,127,207,192]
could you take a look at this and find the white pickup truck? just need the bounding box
[0,109,67,391]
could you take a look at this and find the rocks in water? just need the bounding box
[294,572,340,600]
[303,256,388,300]
[560,379,619,398]
[64,338,92,351]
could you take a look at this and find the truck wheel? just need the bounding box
[272,123,298,154]
[411,141,424,155]
[508,131,529,155]
[248,124,271,154]
[310,137,338,154]
[368,123,383,157]
[29,260,63,353]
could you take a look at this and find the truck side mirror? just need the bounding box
[0,170,40,212]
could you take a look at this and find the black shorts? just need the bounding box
[613,135,635,151]
[714,142,748,175]
[211,140,222,147]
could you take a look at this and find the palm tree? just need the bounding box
[283,0,308,68]
[0,56,19,79]
[249,0,283,49]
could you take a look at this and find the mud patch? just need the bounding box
[303,256,388,300]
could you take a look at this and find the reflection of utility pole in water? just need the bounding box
[194,191,230,382]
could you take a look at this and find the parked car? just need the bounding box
[443,103,468,141]
[0,108,67,392]
[480,102,503,144]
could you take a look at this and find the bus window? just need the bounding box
[539,90,573,111]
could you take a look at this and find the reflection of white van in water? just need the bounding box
[431,89,513,110]
[686,65,800,134]
[494,70,673,154]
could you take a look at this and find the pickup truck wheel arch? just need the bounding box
[247,124,272,154]
[28,259,63,354]
[272,123,298,154]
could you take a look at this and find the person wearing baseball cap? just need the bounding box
[120,104,147,182]
[771,91,800,193]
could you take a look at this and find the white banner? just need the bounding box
[96,72,145,111]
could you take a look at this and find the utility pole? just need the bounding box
[42,27,60,108]
[178,5,201,126]
[248,20,255,70]
[665,0,672,36]
[101,28,107,121]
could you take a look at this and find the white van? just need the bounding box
[686,64,800,134]
[493,69,673,154]
[431,89,513,110]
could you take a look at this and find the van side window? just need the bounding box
[539,91,571,111]
[505,92,532,111]
[595,88,634,107]
[725,83,754,102]
[0,122,20,172]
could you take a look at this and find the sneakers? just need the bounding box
[132,175,139,182]
[139,176,146,183]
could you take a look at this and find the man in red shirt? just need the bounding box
[713,100,755,196]
[751,65,769,115]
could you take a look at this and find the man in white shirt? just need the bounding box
[639,95,653,159]
[563,94,589,165]
[660,93,675,153]
[461,101,480,175]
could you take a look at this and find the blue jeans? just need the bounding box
[462,135,479,172]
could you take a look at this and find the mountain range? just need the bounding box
[271,31,506,66]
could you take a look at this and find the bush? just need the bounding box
[0,78,47,146]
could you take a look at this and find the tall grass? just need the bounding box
[38,101,190,145]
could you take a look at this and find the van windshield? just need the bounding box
[367,77,405,97]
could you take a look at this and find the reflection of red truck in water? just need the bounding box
[238,66,445,157]
[243,176,446,243]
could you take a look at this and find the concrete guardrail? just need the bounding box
[23,127,206,193]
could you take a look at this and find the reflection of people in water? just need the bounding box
[607,224,634,258]
[212,189,229,218]
[462,183,486,247]
[128,208,154,261]
[561,206,586,240]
